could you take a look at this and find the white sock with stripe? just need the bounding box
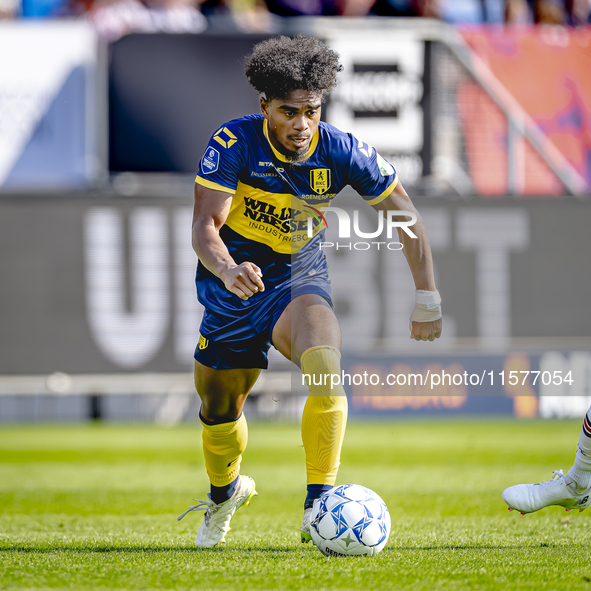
[567,408,591,491]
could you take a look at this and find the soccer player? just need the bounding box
[502,408,591,514]
[177,35,442,547]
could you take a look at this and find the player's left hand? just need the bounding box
[410,318,442,341]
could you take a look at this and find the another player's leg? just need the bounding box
[502,407,591,514]
[272,294,348,542]
[177,362,259,547]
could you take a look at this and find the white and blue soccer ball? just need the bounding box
[309,484,391,557]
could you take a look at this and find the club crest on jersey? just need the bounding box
[310,169,331,195]
[201,147,219,175]
[213,127,237,149]
[198,335,209,350]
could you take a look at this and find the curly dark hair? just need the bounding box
[244,35,343,101]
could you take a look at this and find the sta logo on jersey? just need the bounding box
[213,127,237,148]
[310,169,331,195]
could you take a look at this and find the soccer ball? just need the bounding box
[309,484,391,557]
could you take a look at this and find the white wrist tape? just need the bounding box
[409,289,442,324]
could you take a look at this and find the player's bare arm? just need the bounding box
[192,183,265,300]
[372,180,442,342]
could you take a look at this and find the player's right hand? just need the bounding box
[220,262,265,300]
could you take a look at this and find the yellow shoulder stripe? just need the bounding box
[195,175,236,194]
[365,175,398,206]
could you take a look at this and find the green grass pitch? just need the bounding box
[1,419,591,590]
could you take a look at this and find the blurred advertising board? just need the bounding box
[0,22,99,190]
[109,34,273,173]
[0,194,590,376]
[108,32,431,184]
[343,351,591,417]
[459,27,591,195]
[107,27,591,196]
[323,33,430,185]
[1,24,587,196]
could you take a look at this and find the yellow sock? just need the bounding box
[201,414,248,487]
[300,346,348,486]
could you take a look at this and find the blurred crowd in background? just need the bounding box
[0,0,589,36]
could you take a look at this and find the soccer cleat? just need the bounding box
[502,469,591,514]
[177,475,257,547]
[301,507,313,543]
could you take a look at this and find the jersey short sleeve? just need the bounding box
[195,123,246,194]
[346,135,398,206]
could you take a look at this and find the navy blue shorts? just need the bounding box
[195,282,332,370]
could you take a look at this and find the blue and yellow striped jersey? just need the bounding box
[195,113,397,313]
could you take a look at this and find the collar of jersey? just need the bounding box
[263,119,319,163]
